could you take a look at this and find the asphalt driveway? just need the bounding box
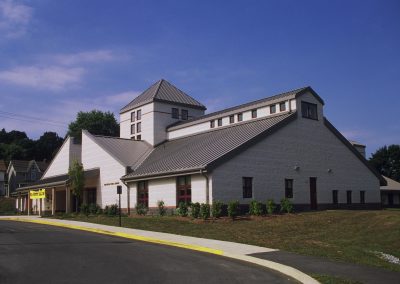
[0,221,297,284]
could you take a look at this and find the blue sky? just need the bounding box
[0,0,399,156]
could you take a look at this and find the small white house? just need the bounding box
[14,79,385,214]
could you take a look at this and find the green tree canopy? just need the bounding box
[34,132,64,161]
[369,145,400,182]
[67,110,119,142]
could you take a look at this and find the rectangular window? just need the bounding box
[242,177,253,199]
[217,118,222,126]
[332,190,338,205]
[131,136,135,140]
[346,190,352,204]
[301,101,318,120]
[136,122,141,133]
[270,104,276,114]
[229,115,234,124]
[285,179,293,198]
[177,176,191,204]
[137,109,142,120]
[251,109,257,118]
[181,109,188,120]
[137,181,148,208]
[87,188,97,204]
[131,124,135,134]
[136,135,141,141]
[172,108,179,119]
[210,120,215,128]
[360,191,365,204]
[237,113,243,122]
[131,111,135,122]
[280,102,286,112]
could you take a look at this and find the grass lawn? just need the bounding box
[58,210,400,272]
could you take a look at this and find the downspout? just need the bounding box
[200,169,210,205]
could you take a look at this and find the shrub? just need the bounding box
[280,198,293,213]
[176,202,188,217]
[249,200,263,216]
[211,201,224,218]
[190,202,200,218]
[104,204,118,216]
[80,203,89,216]
[200,203,210,220]
[89,203,100,215]
[157,200,167,216]
[227,201,240,219]
[136,203,148,216]
[266,199,276,215]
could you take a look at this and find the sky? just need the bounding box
[0,0,399,157]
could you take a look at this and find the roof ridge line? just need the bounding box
[153,79,164,99]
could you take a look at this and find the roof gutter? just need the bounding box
[121,169,205,183]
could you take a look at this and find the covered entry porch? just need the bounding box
[14,168,99,215]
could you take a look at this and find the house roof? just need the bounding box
[122,112,297,181]
[83,131,153,168]
[167,86,323,131]
[381,176,400,191]
[15,168,100,192]
[0,160,6,171]
[8,160,48,173]
[120,79,207,113]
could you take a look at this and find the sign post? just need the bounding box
[117,185,122,227]
[30,189,46,216]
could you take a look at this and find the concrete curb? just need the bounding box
[0,217,319,284]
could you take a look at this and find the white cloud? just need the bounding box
[0,0,33,38]
[53,50,121,66]
[0,66,85,91]
[105,91,139,106]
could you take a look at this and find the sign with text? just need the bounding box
[30,189,46,199]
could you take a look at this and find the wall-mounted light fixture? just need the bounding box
[327,168,332,173]
[294,165,300,171]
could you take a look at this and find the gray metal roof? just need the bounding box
[381,176,400,191]
[120,79,206,113]
[84,131,153,168]
[122,112,296,180]
[167,86,322,131]
[16,168,100,192]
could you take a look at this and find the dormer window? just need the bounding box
[270,104,276,114]
[181,109,188,120]
[251,109,257,118]
[237,113,243,122]
[217,118,222,127]
[229,115,234,124]
[137,109,142,120]
[210,120,215,128]
[301,101,318,120]
[131,111,135,122]
[172,108,179,119]
[30,170,36,181]
[280,102,286,112]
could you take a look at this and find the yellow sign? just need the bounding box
[30,189,46,199]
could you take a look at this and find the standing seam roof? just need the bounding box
[120,79,206,113]
[123,112,296,179]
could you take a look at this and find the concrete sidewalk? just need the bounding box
[0,215,318,284]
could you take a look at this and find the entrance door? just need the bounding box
[310,177,317,210]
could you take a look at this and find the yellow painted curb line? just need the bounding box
[1,217,223,255]
[1,218,319,284]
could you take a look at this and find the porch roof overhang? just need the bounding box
[14,168,100,193]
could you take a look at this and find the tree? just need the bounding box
[67,110,119,142]
[68,160,85,213]
[369,145,400,182]
[34,132,64,161]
